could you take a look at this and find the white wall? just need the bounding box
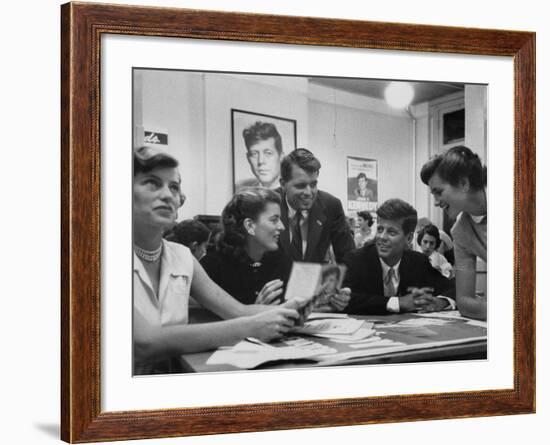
[411,102,431,218]
[138,69,415,219]
[308,97,412,208]
[138,70,309,217]
[5,1,547,445]
[139,70,208,218]
[203,73,309,213]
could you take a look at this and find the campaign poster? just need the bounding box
[347,156,378,212]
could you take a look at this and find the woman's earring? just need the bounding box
[248,229,255,236]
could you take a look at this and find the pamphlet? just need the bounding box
[284,262,346,306]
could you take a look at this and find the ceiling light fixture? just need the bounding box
[384,81,415,108]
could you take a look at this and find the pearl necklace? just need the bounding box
[134,244,162,262]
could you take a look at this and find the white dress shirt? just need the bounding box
[380,259,402,313]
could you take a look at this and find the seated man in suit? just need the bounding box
[277,148,355,264]
[343,198,455,315]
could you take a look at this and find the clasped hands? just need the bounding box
[400,287,449,313]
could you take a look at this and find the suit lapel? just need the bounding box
[304,198,327,261]
[370,248,385,296]
[397,251,413,295]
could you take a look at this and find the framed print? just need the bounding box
[133,67,488,378]
[61,2,535,443]
[231,109,297,192]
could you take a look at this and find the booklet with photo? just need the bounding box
[284,263,346,304]
[284,262,347,327]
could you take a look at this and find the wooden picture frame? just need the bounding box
[61,2,535,442]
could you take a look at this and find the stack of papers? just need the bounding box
[206,337,337,369]
[293,317,366,335]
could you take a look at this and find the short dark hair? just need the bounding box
[420,145,487,191]
[219,187,282,261]
[357,172,367,181]
[166,219,210,246]
[280,148,322,182]
[134,145,179,175]
[376,199,418,236]
[357,211,374,227]
[416,224,442,249]
[242,122,282,154]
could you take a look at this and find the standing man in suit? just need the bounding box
[343,198,455,315]
[277,148,355,264]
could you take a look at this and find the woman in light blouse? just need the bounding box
[132,146,301,374]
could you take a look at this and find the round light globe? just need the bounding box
[384,82,414,108]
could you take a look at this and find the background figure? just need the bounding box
[354,210,376,247]
[237,121,284,190]
[165,219,211,260]
[201,187,292,305]
[354,172,375,201]
[347,217,357,237]
[417,224,454,278]
[413,217,454,260]
[277,148,355,263]
[421,145,487,320]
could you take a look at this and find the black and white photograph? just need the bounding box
[132,68,488,376]
[231,109,297,192]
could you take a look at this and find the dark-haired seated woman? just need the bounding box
[200,187,292,305]
[133,147,302,375]
[421,145,487,320]
[354,210,376,248]
[417,224,454,279]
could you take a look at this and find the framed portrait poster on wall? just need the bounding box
[61,2,535,443]
[232,109,297,192]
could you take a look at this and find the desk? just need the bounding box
[183,310,487,373]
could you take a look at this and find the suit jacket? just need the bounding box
[343,244,453,315]
[277,188,355,263]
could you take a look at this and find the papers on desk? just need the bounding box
[292,317,366,335]
[414,310,466,320]
[315,326,376,342]
[206,337,337,369]
[414,311,487,328]
[312,336,487,367]
[377,317,452,329]
[206,316,400,369]
[308,312,350,320]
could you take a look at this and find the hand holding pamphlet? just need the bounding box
[283,262,348,323]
